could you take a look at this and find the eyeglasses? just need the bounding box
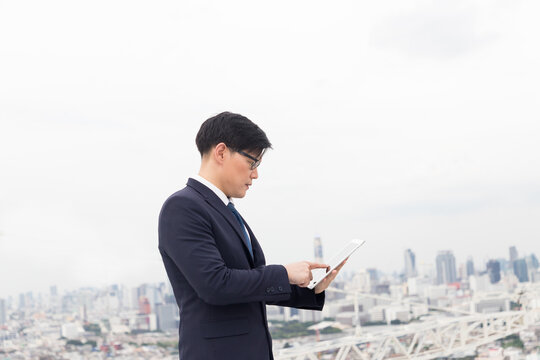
[237,150,261,170]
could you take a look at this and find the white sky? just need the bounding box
[1,0,539,298]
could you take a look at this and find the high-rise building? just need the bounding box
[164,294,176,305]
[136,284,160,310]
[367,268,379,283]
[466,257,475,277]
[18,293,25,309]
[513,259,529,283]
[130,287,140,310]
[486,260,501,284]
[79,305,88,322]
[50,285,58,297]
[509,246,518,263]
[156,303,179,331]
[458,262,468,280]
[436,251,457,285]
[526,254,539,270]
[404,249,417,278]
[0,298,6,325]
[497,258,510,274]
[139,297,151,315]
[24,292,34,310]
[313,236,323,263]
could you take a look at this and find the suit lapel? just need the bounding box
[187,178,255,266]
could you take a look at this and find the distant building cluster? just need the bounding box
[2,240,540,359]
[267,239,540,359]
[0,283,180,358]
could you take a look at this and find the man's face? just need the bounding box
[222,149,260,198]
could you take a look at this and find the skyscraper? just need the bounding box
[436,251,457,285]
[513,259,529,283]
[526,254,539,270]
[497,258,510,274]
[156,303,179,332]
[313,236,323,263]
[367,268,379,283]
[486,260,501,284]
[18,293,25,309]
[0,298,6,325]
[404,249,417,278]
[509,246,518,263]
[466,257,475,277]
[139,297,151,315]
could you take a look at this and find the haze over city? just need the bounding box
[1,0,540,298]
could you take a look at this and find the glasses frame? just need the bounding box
[236,150,262,170]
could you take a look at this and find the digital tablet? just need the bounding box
[307,239,366,289]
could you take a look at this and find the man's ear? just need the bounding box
[214,142,228,165]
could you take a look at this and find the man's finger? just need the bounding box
[307,262,329,270]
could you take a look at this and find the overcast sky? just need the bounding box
[1,0,539,298]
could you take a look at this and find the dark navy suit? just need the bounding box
[158,178,324,360]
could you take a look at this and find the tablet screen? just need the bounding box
[308,239,366,289]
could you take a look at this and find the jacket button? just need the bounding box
[266,288,271,293]
[278,286,283,291]
[269,286,275,293]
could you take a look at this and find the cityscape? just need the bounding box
[2,0,539,359]
[1,240,540,360]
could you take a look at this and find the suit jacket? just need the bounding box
[158,178,324,360]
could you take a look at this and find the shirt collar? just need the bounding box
[192,174,231,206]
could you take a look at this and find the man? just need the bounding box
[158,112,344,359]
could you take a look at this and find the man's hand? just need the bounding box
[314,258,347,294]
[284,261,329,287]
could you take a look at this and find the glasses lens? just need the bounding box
[237,150,260,169]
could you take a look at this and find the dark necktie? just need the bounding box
[227,202,254,259]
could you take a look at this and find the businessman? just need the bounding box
[158,112,344,359]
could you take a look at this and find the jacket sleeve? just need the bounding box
[267,285,325,310]
[158,196,293,306]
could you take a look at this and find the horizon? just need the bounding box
[1,242,536,299]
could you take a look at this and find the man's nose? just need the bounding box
[251,167,258,179]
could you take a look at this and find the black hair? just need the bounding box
[195,112,272,157]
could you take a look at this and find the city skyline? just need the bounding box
[1,243,537,300]
[3,240,540,359]
[3,243,538,314]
